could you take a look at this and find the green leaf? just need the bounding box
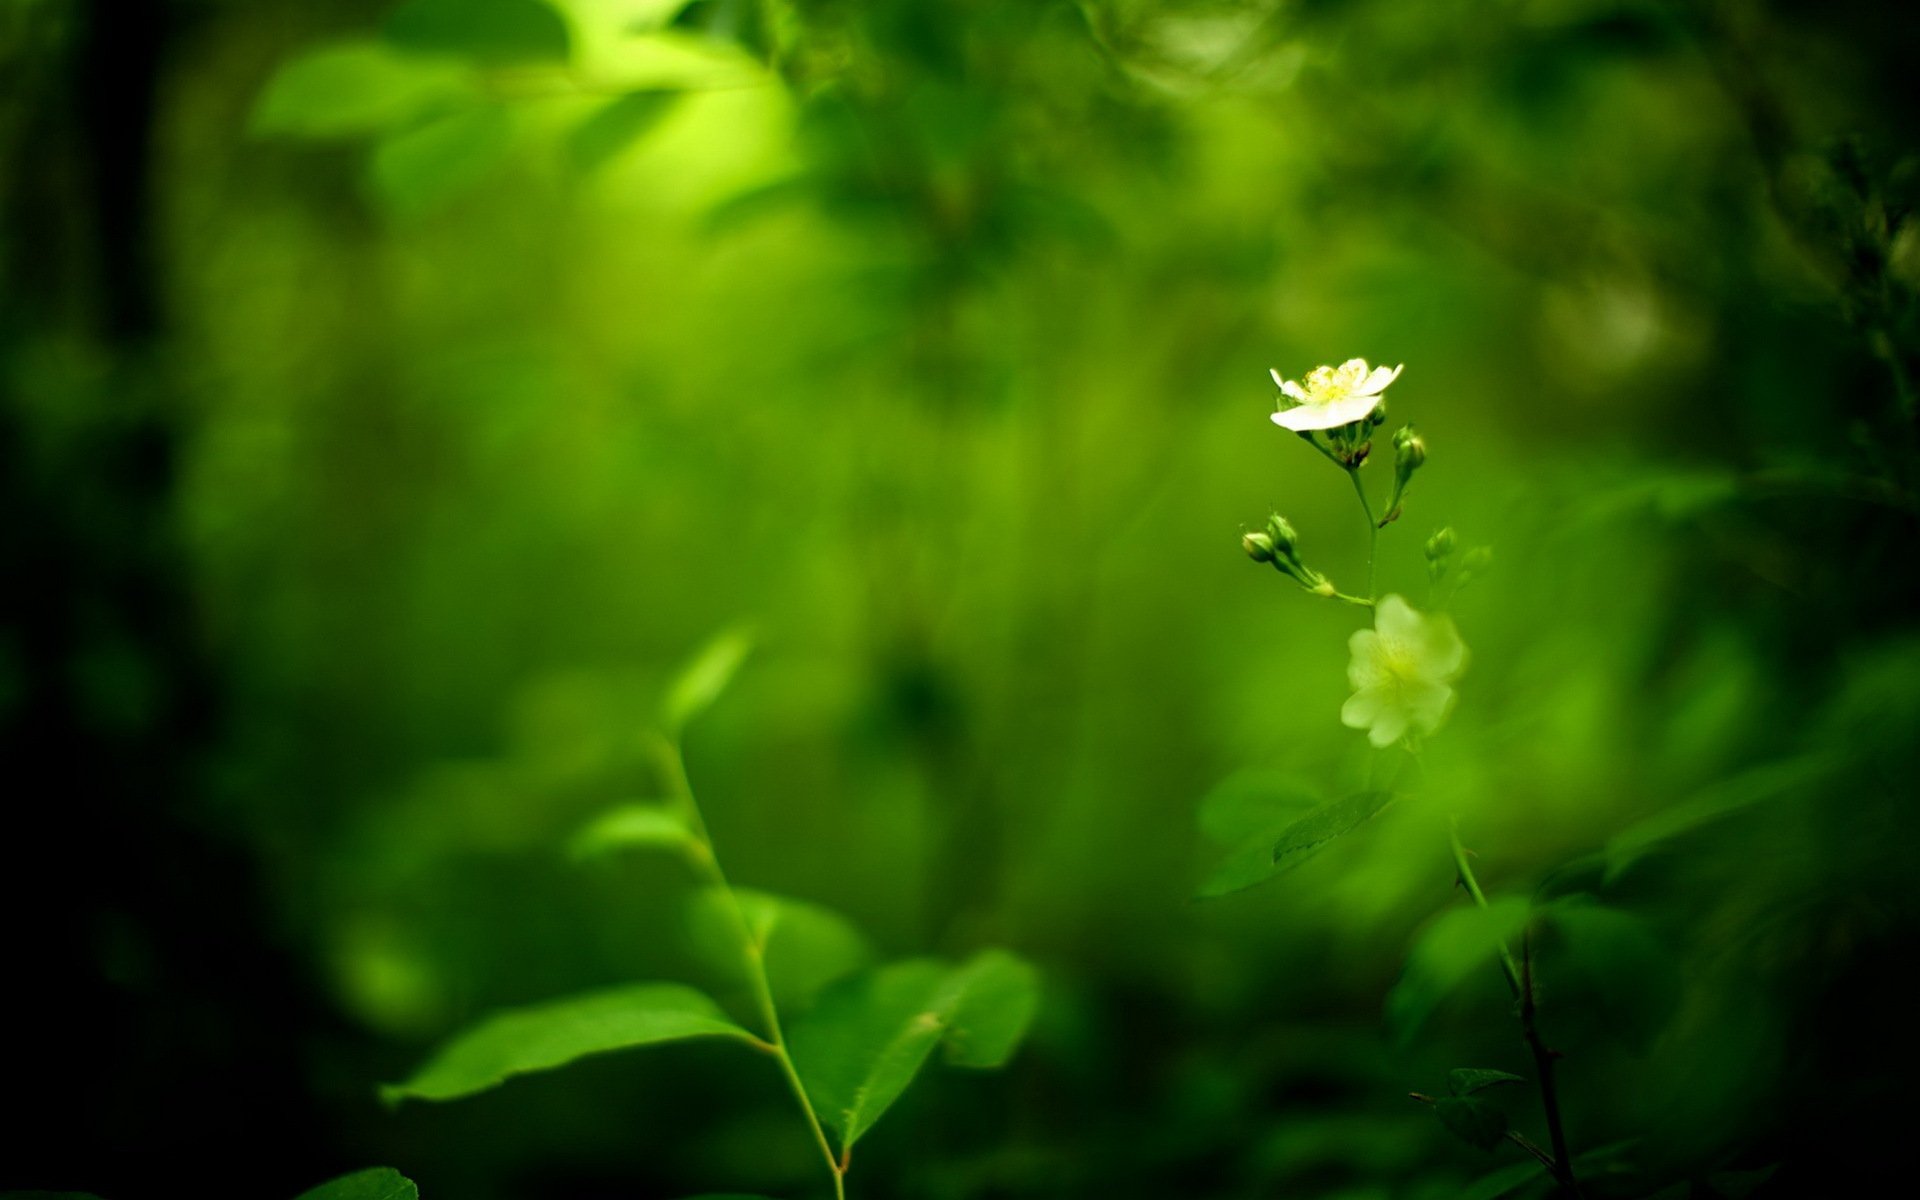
[293,1169,419,1200]
[1197,788,1393,899]
[789,950,1040,1151]
[1447,1067,1526,1096]
[1386,896,1530,1043]
[567,91,682,173]
[686,888,873,1010]
[663,627,753,733]
[384,982,758,1103]
[1603,755,1833,883]
[1196,770,1322,844]
[571,803,699,860]
[368,105,515,219]
[252,41,474,138]
[385,0,572,67]
[1460,1158,1547,1200]
[1534,900,1681,1052]
[1434,1095,1508,1151]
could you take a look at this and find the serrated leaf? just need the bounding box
[1386,896,1531,1043]
[567,90,682,173]
[663,628,753,733]
[384,982,757,1103]
[252,41,474,138]
[386,0,572,66]
[368,105,514,219]
[789,950,1040,1151]
[293,1169,419,1200]
[1197,789,1392,898]
[1448,1067,1526,1096]
[1435,1095,1508,1151]
[571,803,698,860]
[686,888,873,1010]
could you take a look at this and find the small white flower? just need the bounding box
[1341,594,1466,747]
[1269,358,1403,432]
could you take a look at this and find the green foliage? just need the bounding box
[251,41,474,137]
[293,1169,420,1200]
[1447,1068,1525,1096]
[568,92,684,173]
[1433,1094,1508,1152]
[384,982,757,1102]
[570,803,698,859]
[684,887,874,1009]
[1386,897,1531,1043]
[384,0,572,66]
[1197,785,1394,898]
[663,627,754,736]
[369,105,516,219]
[789,950,1040,1151]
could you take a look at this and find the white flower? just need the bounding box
[1269,359,1403,432]
[1341,595,1466,747]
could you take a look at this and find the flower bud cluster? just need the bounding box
[1243,512,1334,595]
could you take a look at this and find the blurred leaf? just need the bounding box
[1535,900,1681,1052]
[571,803,698,860]
[568,90,683,173]
[1434,1095,1508,1151]
[1196,770,1321,844]
[664,627,753,734]
[790,950,1040,1150]
[1386,897,1530,1043]
[1460,1159,1546,1200]
[686,888,874,1009]
[1604,755,1834,883]
[293,1170,419,1200]
[386,0,572,66]
[384,982,757,1102]
[251,41,473,138]
[369,105,515,219]
[1198,789,1393,899]
[1448,1067,1525,1096]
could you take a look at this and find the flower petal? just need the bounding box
[1346,629,1387,689]
[1366,708,1409,747]
[1373,595,1423,644]
[1272,405,1349,432]
[1354,363,1403,396]
[1402,680,1455,734]
[1280,380,1309,402]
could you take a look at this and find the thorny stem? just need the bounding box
[1447,818,1584,1199]
[660,739,849,1200]
[1347,468,1379,599]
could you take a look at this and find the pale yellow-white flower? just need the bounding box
[1269,359,1403,432]
[1341,594,1466,747]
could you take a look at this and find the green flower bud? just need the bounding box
[1461,546,1494,575]
[1264,512,1299,552]
[1425,526,1456,562]
[1242,530,1279,563]
[1393,424,1427,473]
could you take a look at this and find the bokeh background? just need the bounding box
[5,1,1919,1197]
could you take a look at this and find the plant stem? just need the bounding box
[662,739,849,1200]
[1447,818,1583,1199]
[1347,468,1379,599]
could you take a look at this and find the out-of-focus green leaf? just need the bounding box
[293,1169,419,1200]
[664,627,753,734]
[386,0,572,66]
[1198,789,1393,899]
[1535,900,1681,1052]
[1196,770,1321,844]
[567,91,683,173]
[251,41,474,138]
[571,803,699,859]
[1386,897,1530,1043]
[789,950,1040,1150]
[384,982,757,1102]
[1460,1158,1546,1200]
[1448,1067,1526,1096]
[369,105,515,219]
[1604,755,1834,883]
[1434,1095,1508,1151]
[686,887,874,1009]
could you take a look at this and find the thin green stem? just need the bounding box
[1347,468,1379,599]
[1447,817,1583,1199]
[661,739,849,1200]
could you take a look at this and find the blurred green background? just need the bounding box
[5,1,1919,1197]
